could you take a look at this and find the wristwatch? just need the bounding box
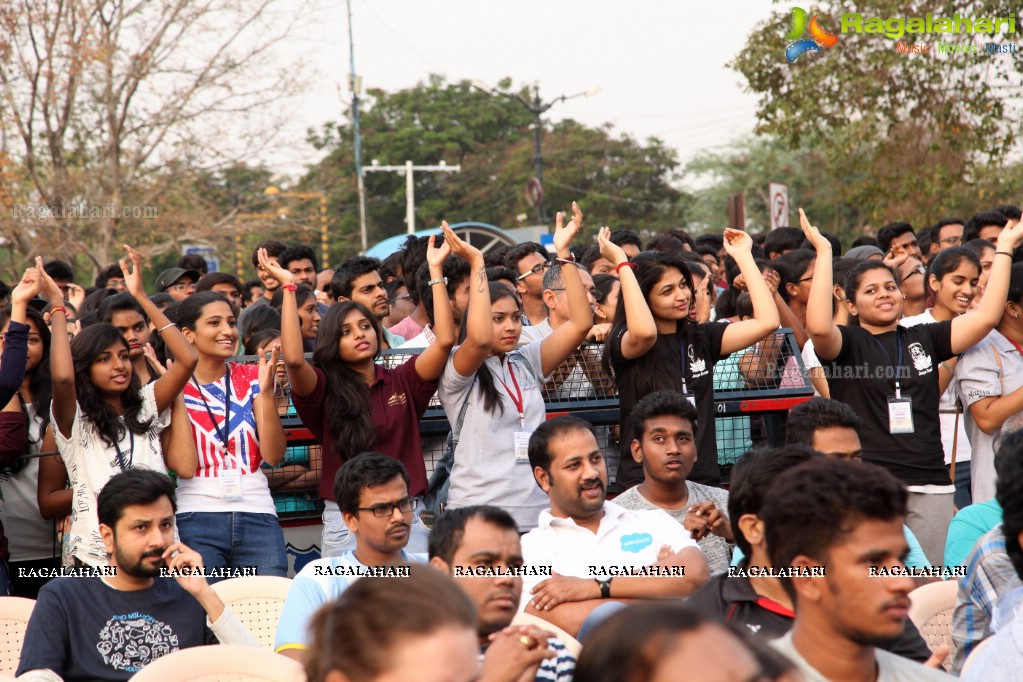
[595,576,612,599]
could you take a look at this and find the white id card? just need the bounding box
[682,392,696,409]
[514,431,531,464]
[218,468,244,501]
[887,397,915,435]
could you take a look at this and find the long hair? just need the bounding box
[0,306,51,472]
[71,324,152,448]
[602,251,696,380]
[457,283,519,416]
[313,301,379,456]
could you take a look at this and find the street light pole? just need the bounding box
[363,161,461,234]
[346,0,368,254]
[473,81,601,225]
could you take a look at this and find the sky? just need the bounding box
[267,0,776,180]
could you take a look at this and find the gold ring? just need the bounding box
[519,635,535,648]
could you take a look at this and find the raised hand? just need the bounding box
[143,344,168,377]
[35,257,64,306]
[120,245,147,299]
[798,208,831,252]
[552,208,581,256]
[258,342,281,395]
[997,218,1023,251]
[597,226,628,266]
[883,242,908,271]
[426,232,451,269]
[256,248,294,285]
[11,267,41,305]
[721,228,754,258]
[440,221,483,265]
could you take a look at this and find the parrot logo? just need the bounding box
[785,7,840,63]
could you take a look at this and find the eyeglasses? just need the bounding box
[357,497,417,518]
[939,236,963,246]
[388,294,411,305]
[168,282,195,292]
[517,262,550,281]
[793,275,814,284]
[900,264,926,284]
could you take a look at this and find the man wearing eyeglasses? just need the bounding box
[505,243,552,326]
[932,219,965,254]
[275,453,425,664]
[154,267,199,302]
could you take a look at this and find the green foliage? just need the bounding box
[730,0,1023,229]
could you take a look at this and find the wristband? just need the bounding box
[616,262,635,274]
[157,322,177,334]
[996,251,1014,258]
[557,252,576,263]
[427,277,448,287]
[281,283,297,292]
[49,306,67,317]
[556,258,577,267]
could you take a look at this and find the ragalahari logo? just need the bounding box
[785,7,840,62]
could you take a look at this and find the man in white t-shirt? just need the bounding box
[764,458,951,680]
[274,453,425,663]
[520,416,709,637]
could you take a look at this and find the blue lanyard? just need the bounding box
[191,366,233,454]
[112,431,134,471]
[871,329,905,397]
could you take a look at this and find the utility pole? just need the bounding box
[346,0,368,254]
[363,161,461,234]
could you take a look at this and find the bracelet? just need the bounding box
[616,262,635,274]
[428,277,448,287]
[156,322,177,334]
[281,283,297,292]
[940,361,954,374]
[558,252,576,263]
[556,258,578,267]
[49,306,67,317]
[996,251,1014,258]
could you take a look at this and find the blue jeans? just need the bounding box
[176,511,287,581]
[948,460,972,510]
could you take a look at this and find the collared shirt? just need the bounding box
[382,327,407,352]
[951,525,1022,673]
[519,501,697,608]
[965,590,1023,681]
[292,361,437,500]
[944,499,1002,569]
[274,550,426,654]
[388,315,425,341]
[395,325,435,351]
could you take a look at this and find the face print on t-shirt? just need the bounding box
[908,343,932,375]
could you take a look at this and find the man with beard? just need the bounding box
[519,416,709,637]
[429,506,576,682]
[275,453,425,664]
[18,470,257,681]
[766,458,951,680]
[332,256,406,350]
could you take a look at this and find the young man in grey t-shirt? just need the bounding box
[614,391,732,574]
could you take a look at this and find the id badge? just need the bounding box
[682,392,697,409]
[514,431,531,464]
[218,468,244,501]
[887,397,915,435]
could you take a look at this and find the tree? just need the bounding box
[0,0,313,274]
[730,0,1023,228]
[306,75,691,254]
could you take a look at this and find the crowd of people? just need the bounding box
[4,202,1023,680]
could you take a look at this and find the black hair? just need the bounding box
[763,458,907,599]
[842,260,898,307]
[176,254,209,275]
[577,244,605,273]
[443,255,472,297]
[172,290,233,332]
[609,229,643,249]
[800,232,843,256]
[527,415,596,474]
[667,229,696,251]
[695,233,724,251]
[995,205,1022,221]
[630,390,698,444]
[400,235,433,306]
[592,274,618,307]
[458,283,521,416]
[784,398,863,449]
[331,256,383,299]
[241,279,264,306]
[0,306,51,469]
[503,242,548,273]
[645,233,687,258]
[964,211,1008,243]
[243,330,281,356]
[876,222,915,254]
[335,452,410,516]
[79,287,117,315]
[602,251,696,380]
[97,468,177,530]
[996,430,1023,579]
[485,266,518,288]
[727,445,819,560]
[773,249,815,292]
[71,323,153,448]
[94,264,124,289]
[97,292,146,324]
[734,292,754,320]
[695,244,720,262]
[1008,262,1023,306]
[573,604,732,682]
[250,240,288,268]
[196,272,242,296]
[383,277,406,301]
[240,304,281,344]
[415,263,437,325]
[850,235,879,249]
[43,260,74,282]
[926,246,980,291]
[380,251,404,281]
[831,257,859,300]
[148,292,175,310]
[427,505,519,564]
[270,283,315,312]
[314,301,380,455]
[279,245,318,272]
[483,245,511,269]
[763,227,804,259]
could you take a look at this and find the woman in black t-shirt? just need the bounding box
[603,228,779,491]
[798,208,1023,564]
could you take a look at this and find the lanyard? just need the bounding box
[112,430,134,472]
[1006,335,1023,357]
[191,366,238,463]
[872,328,905,397]
[678,338,689,394]
[496,362,525,428]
